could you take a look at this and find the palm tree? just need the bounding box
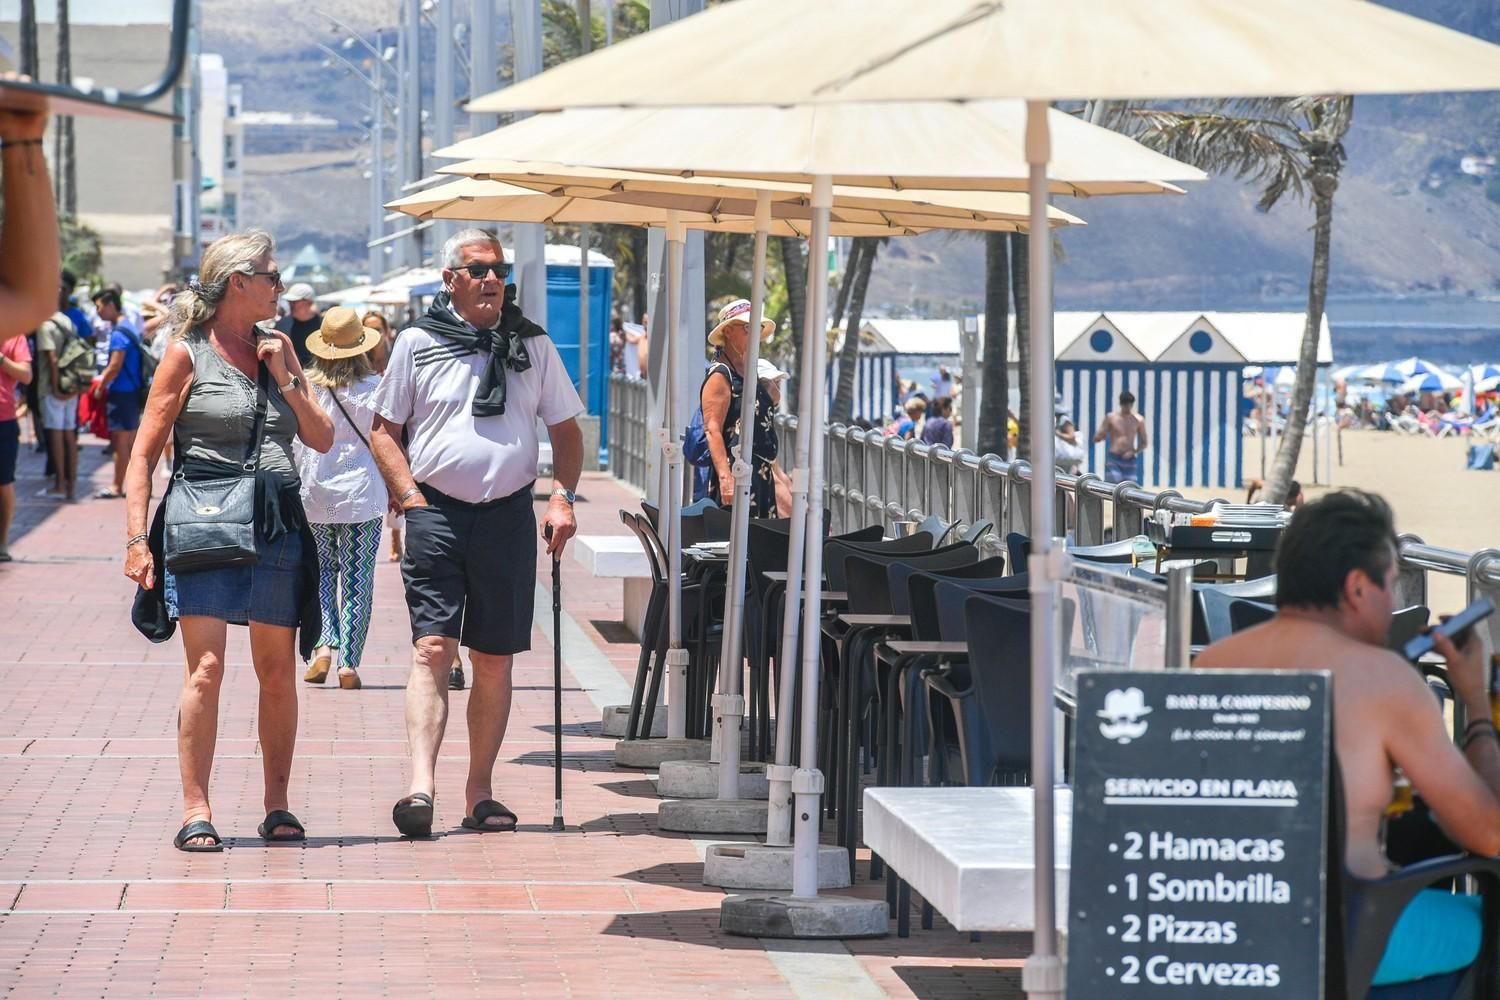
[1011,231,1031,461]
[1108,98,1353,504]
[778,236,807,404]
[830,236,882,422]
[978,232,1010,458]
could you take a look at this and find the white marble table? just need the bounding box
[863,786,1072,932]
[571,535,652,637]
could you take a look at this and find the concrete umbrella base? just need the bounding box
[601,704,666,739]
[703,843,851,891]
[657,797,769,834]
[613,737,710,770]
[720,894,888,939]
[656,759,769,799]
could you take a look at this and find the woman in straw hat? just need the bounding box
[297,306,388,690]
[701,298,779,517]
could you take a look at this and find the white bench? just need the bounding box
[572,534,653,639]
[863,786,1072,932]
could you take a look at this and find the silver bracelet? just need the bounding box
[125,532,148,549]
[398,486,420,504]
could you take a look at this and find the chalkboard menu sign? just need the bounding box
[1067,670,1330,998]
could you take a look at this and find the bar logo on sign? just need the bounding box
[1099,686,1152,744]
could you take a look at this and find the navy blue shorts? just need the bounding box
[0,419,18,486]
[401,483,536,656]
[106,390,142,433]
[165,528,303,627]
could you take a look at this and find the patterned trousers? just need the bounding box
[310,517,384,668]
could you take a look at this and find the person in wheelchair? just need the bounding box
[1196,490,1500,992]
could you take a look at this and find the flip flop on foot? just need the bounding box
[257,809,306,842]
[173,819,224,853]
[461,799,518,833]
[392,792,434,838]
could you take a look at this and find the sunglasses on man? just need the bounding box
[453,262,511,282]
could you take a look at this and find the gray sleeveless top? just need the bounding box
[176,336,298,482]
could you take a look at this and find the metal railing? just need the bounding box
[606,375,650,493]
[800,416,1220,554]
[782,414,1500,656]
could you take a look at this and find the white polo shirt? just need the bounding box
[371,323,584,504]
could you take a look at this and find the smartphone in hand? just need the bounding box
[1403,597,1495,662]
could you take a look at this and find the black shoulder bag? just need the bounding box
[163,363,270,573]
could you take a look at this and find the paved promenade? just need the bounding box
[0,437,1022,998]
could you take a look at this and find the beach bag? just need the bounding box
[1467,444,1495,471]
[163,363,269,573]
[684,362,735,468]
[53,328,95,396]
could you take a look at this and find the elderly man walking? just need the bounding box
[370,228,583,837]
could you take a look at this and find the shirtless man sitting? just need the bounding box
[1196,490,1500,988]
[1094,390,1148,483]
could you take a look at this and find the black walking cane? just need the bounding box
[545,524,565,832]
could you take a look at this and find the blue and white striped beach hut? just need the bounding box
[1055,311,1333,490]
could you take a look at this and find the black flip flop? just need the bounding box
[392,793,434,838]
[461,799,517,833]
[257,809,306,842]
[173,819,224,853]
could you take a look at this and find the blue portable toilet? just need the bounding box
[543,244,615,422]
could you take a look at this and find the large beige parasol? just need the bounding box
[440,102,1203,193]
[471,0,1500,111]
[392,175,1087,234]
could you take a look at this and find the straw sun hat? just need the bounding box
[707,298,776,347]
[306,306,383,361]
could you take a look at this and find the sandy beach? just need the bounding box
[1178,427,1489,611]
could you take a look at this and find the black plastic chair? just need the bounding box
[925,594,1033,788]
[1227,598,1277,633]
[824,532,938,591]
[826,543,981,871]
[1324,755,1500,999]
[1192,575,1280,645]
[960,518,995,544]
[1005,533,1029,576]
[620,510,690,741]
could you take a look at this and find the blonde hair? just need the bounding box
[306,352,373,390]
[170,229,276,339]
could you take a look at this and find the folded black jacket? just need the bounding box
[131,461,322,661]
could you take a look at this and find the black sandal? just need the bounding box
[461,799,517,833]
[392,793,434,838]
[257,809,306,842]
[173,819,224,853]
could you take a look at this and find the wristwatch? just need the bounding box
[551,487,576,506]
[279,374,302,393]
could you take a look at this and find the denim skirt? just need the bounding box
[165,528,303,627]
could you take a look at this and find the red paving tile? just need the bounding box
[226,882,332,911]
[121,881,229,910]
[0,468,1015,995]
[428,883,535,911]
[13,882,124,910]
[328,881,432,911]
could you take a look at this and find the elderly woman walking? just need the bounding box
[297,307,387,690]
[122,231,334,852]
